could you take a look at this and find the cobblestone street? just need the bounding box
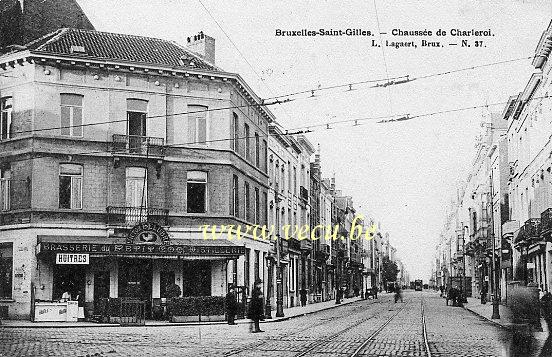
[0,291,532,357]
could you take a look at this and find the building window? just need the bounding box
[187,171,207,213]
[60,94,83,137]
[59,164,83,209]
[188,105,207,144]
[244,181,251,221]
[255,133,260,167]
[0,97,12,140]
[263,191,268,226]
[232,113,239,152]
[262,139,267,172]
[254,187,260,224]
[0,243,13,299]
[244,123,250,160]
[0,169,10,211]
[232,175,239,217]
[293,166,297,195]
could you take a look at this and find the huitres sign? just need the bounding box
[38,242,245,257]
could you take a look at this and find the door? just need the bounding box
[127,99,147,153]
[125,167,147,224]
[118,259,153,317]
[93,271,110,315]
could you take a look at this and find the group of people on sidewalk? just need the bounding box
[225,279,265,333]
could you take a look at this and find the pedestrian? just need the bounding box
[353,285,359,297]
[300,288,307,307]
[541,292,552,356]
[226,284,238,325]
[480,282,488,304]
[439,285,444,297]
[247,279,264,333]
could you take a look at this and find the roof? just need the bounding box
[21,28,217,70]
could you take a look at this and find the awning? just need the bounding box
[36,236,246,259]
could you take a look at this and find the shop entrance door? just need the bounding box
[118,259,153,317]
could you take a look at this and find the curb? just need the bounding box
[463,306,511,331]
[0,298,365,329]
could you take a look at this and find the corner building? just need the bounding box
[0,28,273,319]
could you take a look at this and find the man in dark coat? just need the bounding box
[226,284,237,325]
[248,279,264,333]
[300,288,307,307]
[480,282,488,304]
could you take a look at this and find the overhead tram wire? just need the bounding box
[263,55,534,102]
[5,92,552,165]
[0,55,536,137]
[373,0,395,118]
[196,0,295,124]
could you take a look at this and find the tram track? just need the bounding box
[223,297,394,357]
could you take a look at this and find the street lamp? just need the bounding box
[489,172,500,319]
[275,183,284,317]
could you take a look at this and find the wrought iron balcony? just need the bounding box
[299,186,309,202]
[541,208,552,234]
[515,218,541,245]
[111,134,165,156]
[106,206,169,226]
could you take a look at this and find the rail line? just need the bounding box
[295,300,410,357]
[223,298,390,357]
[421,295,432,357]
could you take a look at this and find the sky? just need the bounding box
[78,0,551,280]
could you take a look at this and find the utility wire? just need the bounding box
[0,55,535,137]
[196,0,295,123]
[3,93,549,164]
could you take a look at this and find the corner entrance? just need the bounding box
[118,259,153,316]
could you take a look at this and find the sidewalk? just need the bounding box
[0,296,363,328]
[463,297,517,330]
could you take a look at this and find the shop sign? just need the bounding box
[127,222,170,245]
[40,242,245,257]
[56,253,89,265]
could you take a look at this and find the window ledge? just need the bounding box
[0,299,15,303]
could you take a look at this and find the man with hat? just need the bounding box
[248,279,264,333]
[226,284,238,325]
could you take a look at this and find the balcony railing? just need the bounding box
[299,186,308,202]
[541,208,552,233]
[515,218,541,244]
[111,134,165,156]
[106,206,169,226]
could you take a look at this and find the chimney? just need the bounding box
[186,31,215,65]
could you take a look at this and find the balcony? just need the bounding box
[515,218,541,245]
[541,208,552,234]
[106,206,169,226]
[111,134,165,157]
[299,186,308,202]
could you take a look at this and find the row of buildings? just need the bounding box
[0,0,406,320]
[432,20,552,304]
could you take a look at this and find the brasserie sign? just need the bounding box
[39,242,245,257]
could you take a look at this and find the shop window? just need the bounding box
[0,97,12,140]
[0,243,13,299]
[188,105,207,144]
[59,164,83,209]
[254,250,260,281]
[160,271,176,298]
[0,168,10,211]
[53,263,85,301]
[60,94,83,137]
[187,171,207,213]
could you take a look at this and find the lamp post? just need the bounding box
[275,183,284,317]
[489,172,500,319]
[264,256,273,319]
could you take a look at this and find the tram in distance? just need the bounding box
[414,279,423,291]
